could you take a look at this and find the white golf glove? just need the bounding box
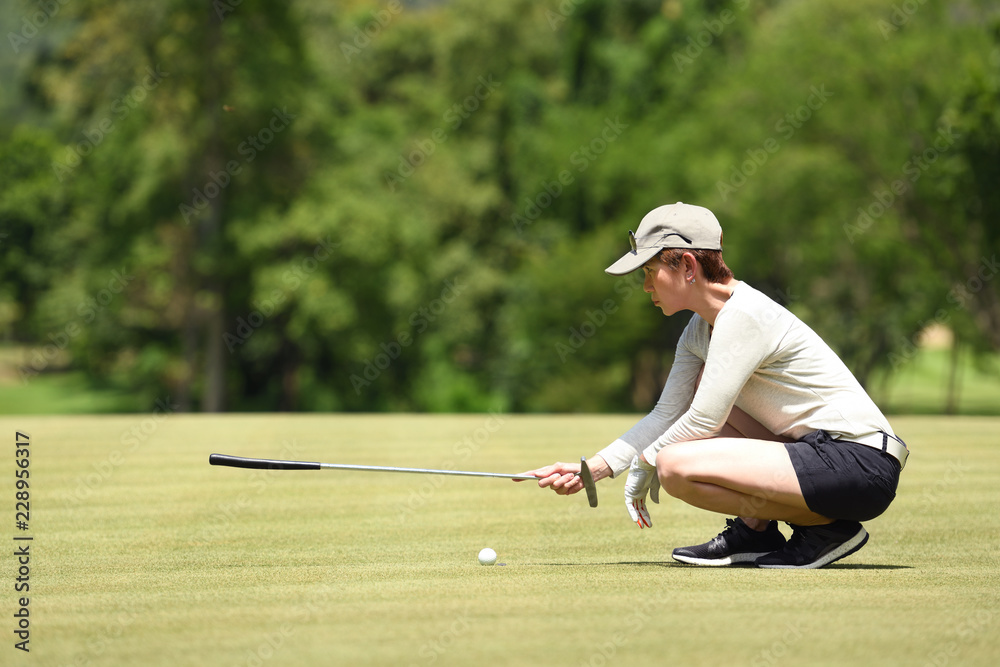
[624,454,659,529]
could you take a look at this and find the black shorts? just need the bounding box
[785,430,901,522]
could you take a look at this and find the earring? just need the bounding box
[689,277,696,285]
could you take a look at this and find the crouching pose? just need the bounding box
[526,203,907,569]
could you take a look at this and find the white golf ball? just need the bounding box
[478,547,497,566]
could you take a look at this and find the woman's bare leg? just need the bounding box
[688,365,821,525]
[655,438,831,525]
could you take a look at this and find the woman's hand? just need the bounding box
[624,454,658,528]
[517,461,584,495]
[516,455,610,496]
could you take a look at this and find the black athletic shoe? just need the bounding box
[755,520,869,569]
[672,518,787,566]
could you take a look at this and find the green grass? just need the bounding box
[2,344,998,415]
[0,345,1000,415]
[871,348,1000,415]
[0,370,145,414]
[3,414,998,666]
[0,344,146,414]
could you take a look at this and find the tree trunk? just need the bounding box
[201,299,226,412]
[944,338,962,415]
[198,6,227,412]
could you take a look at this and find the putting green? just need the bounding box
[2,414,998,666]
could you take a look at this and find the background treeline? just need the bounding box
[1,0,998,413]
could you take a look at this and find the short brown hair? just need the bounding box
[657,248,733,283]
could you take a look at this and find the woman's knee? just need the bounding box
[655,446,692,498]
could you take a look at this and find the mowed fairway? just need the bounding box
[3,414,998,666]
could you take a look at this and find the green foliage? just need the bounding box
[2,0,998,412]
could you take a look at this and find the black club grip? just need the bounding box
[209,453,320,470]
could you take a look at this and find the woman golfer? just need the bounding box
[526,202,908,568]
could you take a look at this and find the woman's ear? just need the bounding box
[683,252,698,280]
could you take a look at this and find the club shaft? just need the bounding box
[210,453,538,480]
[320,463,538,480]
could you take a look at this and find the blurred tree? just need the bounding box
[0,126,66,345]
[656,0,995,390]
[2,0,997,414]
[909,17,1000,411]
[23,0,317,410]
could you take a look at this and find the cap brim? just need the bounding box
[604,247,660,275]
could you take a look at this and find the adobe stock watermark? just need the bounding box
[350,277,467,393]
[179,106,296,224]
[578,598,659,667]
[18,267,134,384]
[886,254,997,370]
[736,463,793,519]
[213,0,243,21]
[58,397,178,509]
[750,622,806,667]
[922,609,994,667]
[916,459,970,512]
[877,0,930,40]
[51,66,169,182]
[237,587,336,667]
[223,235,339,353]
[843,126,958,243]
[191,439,305,547]
[398,412,507,524]
[511,116,628,234]
[57,600,142,667]
[704,319,778,393]
[407,612,474,666]
[545,0,586,30]
[555,271,643,363]
[699,289,796,419]
[673,0,752,72]
[383,75,501,191]
[340,0,403,62]
[716,84,833,202]
[7,0,72,54]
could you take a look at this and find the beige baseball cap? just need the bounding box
[605,202,724,275]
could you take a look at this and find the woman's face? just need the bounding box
[642,257,687,316]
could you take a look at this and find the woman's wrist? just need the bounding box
[587,454,612,481]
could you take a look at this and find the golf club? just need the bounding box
[209,453,599,507]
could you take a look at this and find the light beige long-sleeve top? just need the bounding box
[598,281,895,477]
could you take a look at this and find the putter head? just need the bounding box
[580,456,598,508]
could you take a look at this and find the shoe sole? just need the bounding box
[757,527,869,569]
[672,550,775,567]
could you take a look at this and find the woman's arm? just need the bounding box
[596,317,707,477]
[641,305,776,462]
